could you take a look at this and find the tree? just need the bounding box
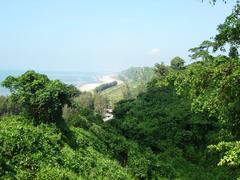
[75,92,94,110]
[0,96,7,116]
[229,46,239,59]
[176,3,240,171]
[2,71,80,124]
[185,4,240,138]
[0,96,22,116]
[122,83,132,100]
[94,93,109,116]
[154,62,169,77]
[190,4,240,59]
[170,57,185,70]
[213,4,240,51]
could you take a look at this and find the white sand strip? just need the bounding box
[78,74,122,92]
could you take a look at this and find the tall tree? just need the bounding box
[2,71,80,124]
[170,56,185,70]
[94,93,109,116]
[154,62,169,77]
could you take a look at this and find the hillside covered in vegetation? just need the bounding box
[118,67,154,83]
[1,2,240,180]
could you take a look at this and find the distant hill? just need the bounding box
[118,67,154,83]
[98,67,155,105]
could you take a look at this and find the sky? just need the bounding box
[0,0,237,72]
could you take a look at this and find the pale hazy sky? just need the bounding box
[0,0,236,72]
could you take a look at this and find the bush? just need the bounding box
[0,116,62,178]
[36,166,79,180]
[0,116,133,179]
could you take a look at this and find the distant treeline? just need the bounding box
[95,81,118,93]
[0,96,22,116]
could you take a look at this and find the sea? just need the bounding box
[0,70,104,96]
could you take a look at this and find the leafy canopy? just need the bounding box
[190,4,240,60]
[170,56,185,70]
[2,70,80,124]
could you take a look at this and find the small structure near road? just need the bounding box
[103,108,114,122]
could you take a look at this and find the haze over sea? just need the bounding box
[0,70,105,96]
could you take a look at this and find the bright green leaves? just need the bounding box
[175,58,240,138]
[214,4,240,50]
[189,40,215,60]
[0,116,62,178]
[0,116,133,179]
[190,4,240,60]
[2,71,80,124]
[209,141,240,167]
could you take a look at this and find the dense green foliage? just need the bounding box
[154,62,169,77]
[111,60,240,179]
[109,3,240,179]
[170,57,185,70]
[1,2,240,180]
[0,116,132,179]
[0,112,183,179]
[73,92,109,116]
[93,93,109,116]
[2,71,80,124]
[0,96,21,116]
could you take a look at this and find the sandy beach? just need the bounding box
[79,75,122,92]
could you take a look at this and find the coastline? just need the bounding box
[0,71,122,95]
[78,74,122,92]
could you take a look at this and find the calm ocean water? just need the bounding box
[0,70,103,96]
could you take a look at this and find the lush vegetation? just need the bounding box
[2,71,80,124]
[1,2,240,180]
[100,67,154,106]
[72,92,109,116]
[110,3,240,179]
[100,82,147,107]
[0,96,21,116]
